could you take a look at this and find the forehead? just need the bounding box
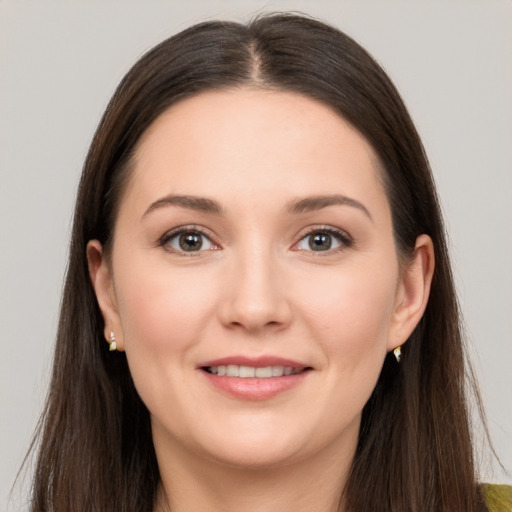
[124,88,388,216]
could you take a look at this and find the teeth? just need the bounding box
[255,367,272,378]
[226,365,238,377]
[207,365,303,378]
[239,366,255,378]
[272,366,284,377]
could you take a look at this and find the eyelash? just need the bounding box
[158,225,353,256]
[159,225,219,256]
[293,225,353,254]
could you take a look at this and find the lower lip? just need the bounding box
[200,370,310,401]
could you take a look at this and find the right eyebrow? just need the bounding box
[142,194,225,219]
[287,194,373,221]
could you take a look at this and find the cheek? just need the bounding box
[113,258,218,355]
[296,258,398,362]
[112,258,221,428]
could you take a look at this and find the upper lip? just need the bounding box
[198,355,310,369]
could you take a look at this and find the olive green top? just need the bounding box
[485,484,512,512]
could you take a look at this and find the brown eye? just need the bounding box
[179,232,203,251]
[309,232,332,251]
[164,230,215,253]
[296,228,351,253]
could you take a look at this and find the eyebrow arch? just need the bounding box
[142,195,225,218]
[287,194,373,221]
[142,193,371,221]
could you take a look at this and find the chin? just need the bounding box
[190,413,349,471]
[200,438,306,470]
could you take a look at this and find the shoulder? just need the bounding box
[484,484,512,512]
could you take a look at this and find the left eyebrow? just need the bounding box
[142,194,226,219]
[287,194,373,221]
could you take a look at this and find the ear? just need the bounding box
[86,240,125,351]
[388,234,435,351]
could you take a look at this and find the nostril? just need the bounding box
[216,272,293,332]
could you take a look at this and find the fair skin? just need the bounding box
[88,89,434,512]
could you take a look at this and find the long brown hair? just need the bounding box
[28,13,488,511]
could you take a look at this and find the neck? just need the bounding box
[153,434,355,512]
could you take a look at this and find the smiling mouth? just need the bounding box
[202,365,310,378]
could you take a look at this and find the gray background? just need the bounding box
[1,1,511,510]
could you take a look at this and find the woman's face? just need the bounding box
[90,89,431,470]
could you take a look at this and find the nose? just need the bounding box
[217,247,293,334]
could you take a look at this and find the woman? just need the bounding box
[27,13,510,512]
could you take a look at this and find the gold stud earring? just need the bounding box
[109,331,117,351]
[393,345,402,363]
